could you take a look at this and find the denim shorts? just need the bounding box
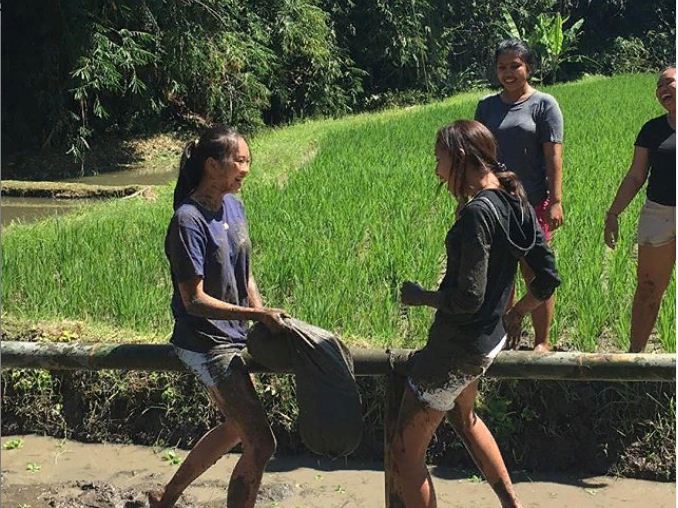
[174,343,246,387]
[408,336,506,412]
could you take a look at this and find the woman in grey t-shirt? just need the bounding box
[475,39,564,352]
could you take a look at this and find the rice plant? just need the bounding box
[2,74,673,352]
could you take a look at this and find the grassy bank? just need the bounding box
[2,74,675,352]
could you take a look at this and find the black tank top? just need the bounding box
[635,115,676,206]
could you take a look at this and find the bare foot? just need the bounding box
[533,342,552,353]
[147,489,178,508]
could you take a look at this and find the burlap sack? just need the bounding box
[247,318,363,457]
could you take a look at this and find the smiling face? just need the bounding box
[206,136,251,193]
[496,51,530,94]
[656,68,676,113]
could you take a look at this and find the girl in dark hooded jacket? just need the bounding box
[393,120,560,508]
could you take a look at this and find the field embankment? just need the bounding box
[1,180,155,200]
[2,75,675,478]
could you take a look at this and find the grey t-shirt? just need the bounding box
[475,91,563,205]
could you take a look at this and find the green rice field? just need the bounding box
[2,74,675,352]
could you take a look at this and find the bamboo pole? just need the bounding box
[2,340,674,508]
[1,341,675,382]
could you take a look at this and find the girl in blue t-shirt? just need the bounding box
[604,67,676,353]
[149,124,290,508]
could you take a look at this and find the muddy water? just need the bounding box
[1,197,90,226]
[1,436,674,508]
[2,167,176,226]
[63,167,176,187]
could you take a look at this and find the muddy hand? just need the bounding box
[400,281,425,306]
[503,308,524,350]
[548,202,564,230]
[267,307,291,319]
[260,308,290,333]
[604,214,619,249]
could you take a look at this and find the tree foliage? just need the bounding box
[502,10,587,83]
[2,0,674,169]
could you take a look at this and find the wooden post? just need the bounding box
[384,371,406,508]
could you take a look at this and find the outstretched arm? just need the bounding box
[401,205,492,315]
[504,225,560,348]
[604,146,650,249]
[178,275,287,333]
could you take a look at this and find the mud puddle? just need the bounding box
[1,435,674,507]
[1,197,89,226]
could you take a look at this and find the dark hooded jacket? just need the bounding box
[427,188,560,356]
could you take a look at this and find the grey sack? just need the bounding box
[247,318,363,457]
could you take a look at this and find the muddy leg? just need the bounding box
[519,259,554,352]
[630,241,675,352]
[209,371,276,508]
[390,385,445,508]
[148,421,240,508]
[448,380,522,508]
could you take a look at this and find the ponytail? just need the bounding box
[491,161,529,212]
[172,125,243,210]
[173,140,201,210]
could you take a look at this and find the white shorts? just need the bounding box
[637,200,675,247]
[408,337,506,412]
[174,343,245,387]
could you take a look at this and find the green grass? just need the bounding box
[2,74,674,352]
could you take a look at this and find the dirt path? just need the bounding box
[1,435,674,507]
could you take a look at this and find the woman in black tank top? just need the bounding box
[604,67,676,352]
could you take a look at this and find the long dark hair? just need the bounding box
[173,124,243,210]
[435,120,529,210]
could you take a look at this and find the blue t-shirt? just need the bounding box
[165,194,252,352]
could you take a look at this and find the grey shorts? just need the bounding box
[174,343,246,387]
[408,337,506,412]
[637,200,675,247]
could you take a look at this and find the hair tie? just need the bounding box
[495,162,507,172]
[185,139,199,159]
